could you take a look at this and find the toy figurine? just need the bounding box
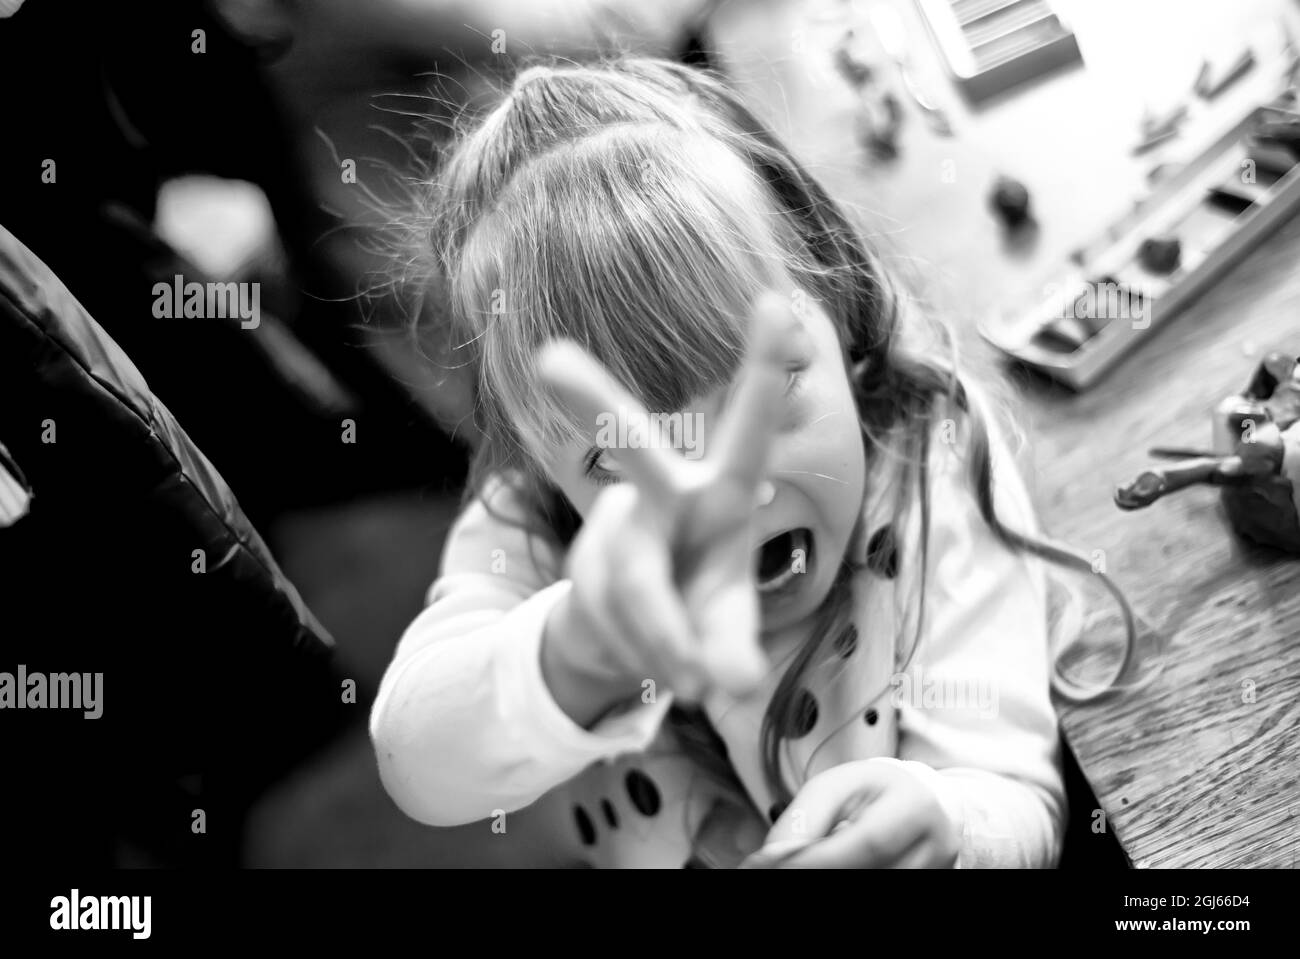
[1115,351,1300,552]
[834,28,902,158]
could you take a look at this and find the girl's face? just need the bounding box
[530,296,868,634]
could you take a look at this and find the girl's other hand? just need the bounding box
[537,292,798,723]
[740,760,959,868]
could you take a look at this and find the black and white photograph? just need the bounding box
[0,0,1295,939]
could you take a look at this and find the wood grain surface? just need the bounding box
[713,0,1300,867]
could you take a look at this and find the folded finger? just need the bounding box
[763,763,879,847]
[691,575,768,698]
[773,788,925,868]
[608,533,708,701]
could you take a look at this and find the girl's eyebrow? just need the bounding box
[582,446,602,474]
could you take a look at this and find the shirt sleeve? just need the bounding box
[369,474,672,827]
[885,394,1066,868]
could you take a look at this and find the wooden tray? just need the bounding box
[980,102,1300,390]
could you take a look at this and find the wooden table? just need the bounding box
[712,0,1300,867]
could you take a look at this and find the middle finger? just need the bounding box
[711,290,801,490]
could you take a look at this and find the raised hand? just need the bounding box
[536,292,799,724]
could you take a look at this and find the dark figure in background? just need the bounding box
[0,0,716,528]
[0,0,719,867]
[0,1,466,529]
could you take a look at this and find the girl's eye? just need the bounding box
[785,364,809,399]
[585,449,624,486]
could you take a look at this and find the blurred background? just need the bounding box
[2,0,1298,868]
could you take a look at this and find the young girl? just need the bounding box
[370,57,1135,868]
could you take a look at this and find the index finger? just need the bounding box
[537,340,684,505]
[711,291,801,487]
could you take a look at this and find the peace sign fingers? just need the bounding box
[532,290,804,708]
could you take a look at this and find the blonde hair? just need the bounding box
[398,56,1138,810]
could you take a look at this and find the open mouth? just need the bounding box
[754,528,813,595]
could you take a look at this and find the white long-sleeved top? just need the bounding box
[370,403,1066,868]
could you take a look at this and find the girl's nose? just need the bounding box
[755,480,776,508]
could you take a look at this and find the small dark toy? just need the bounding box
[989,175,1032,228]
[1115,350,1300,552]
[1137,235,1182,274]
